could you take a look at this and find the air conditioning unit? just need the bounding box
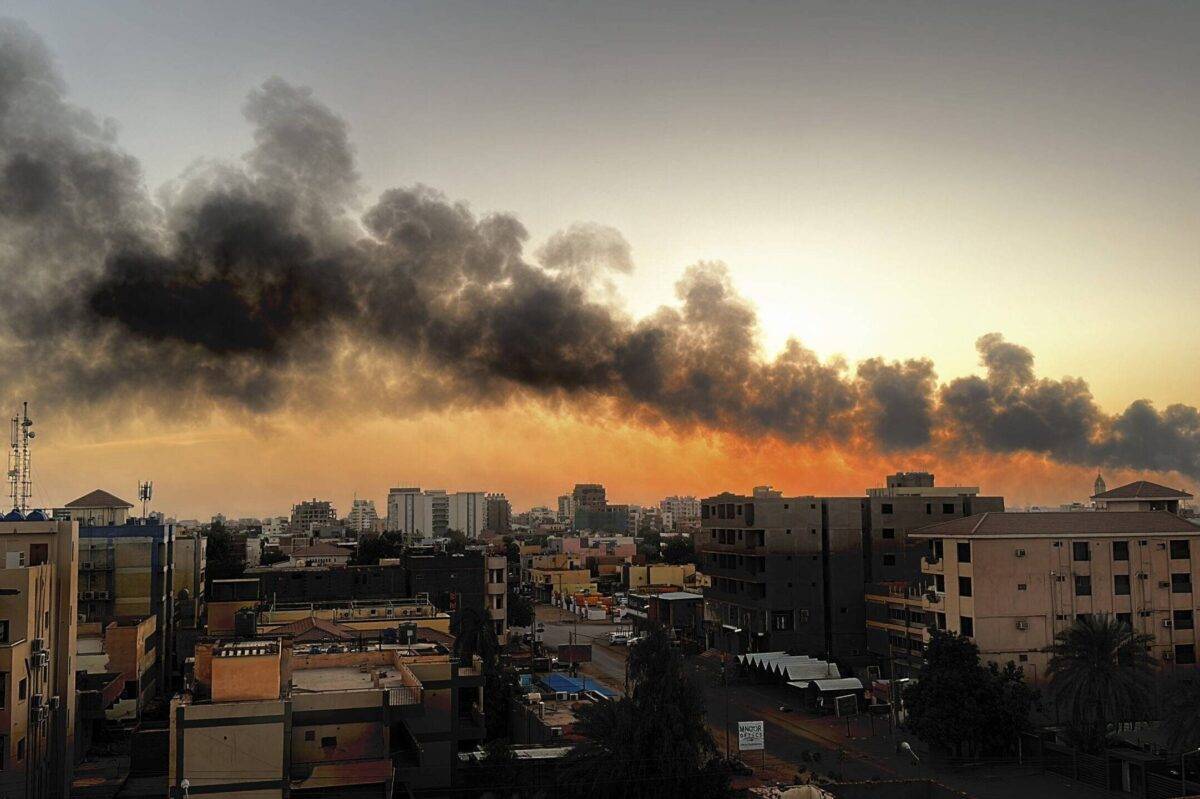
[30,637,44,653]
[80,562,92,571]
[1016,620,1029,630]
[1014,549,1026,558]
[48,696,60,711]
[1163,620,1174,628]
[555,691,570,701]
[96,591,109,600]
[30,693,44,710]
[550,726,564,737]
[1159,581,1171,589]
[32,651,48,669]
[1137,573,1148,580]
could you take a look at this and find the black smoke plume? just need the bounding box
[2,19,1199,480]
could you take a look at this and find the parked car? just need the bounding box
[608,632,632,645]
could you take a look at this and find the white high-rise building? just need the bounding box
[448,491,486,539]
[347,498,380,534]
[387,487,422,537]
[659,495,701,529]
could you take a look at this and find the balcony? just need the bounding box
[921,556,942,572]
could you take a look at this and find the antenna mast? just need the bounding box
[139,480,154,519]
[8,403,34,512]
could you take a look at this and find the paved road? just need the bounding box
[521,605,1109,797]
[532,605,632,692]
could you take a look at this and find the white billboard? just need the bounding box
[737,720,764,752]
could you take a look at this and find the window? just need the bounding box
[1114,574,1131,595]
[960,616,974,637]
[0,733,5,769]
[304,730,315,741]
[1175,610,1194,630]
[0,673,4,709]
[1171,540,1191,560]
[16,738,23,761]
[1017,583,1027,591]
[1172,573,1192,594]
[881,503,893,515]
[957,542,971,563]
[1072,541,1090,562]
[18,679,26,702]
[925,503,932,515]
[882,528,895,539]
[1074,575,1092,596]
[935,612,946,630]
[1113,541,1129,561]
[1018,654,1028,662]
[958,576,972,597]
[321,736,337,748]
[772,611,793,631]
[28,543,47,567]
[934,574,945,592]
[1177,644,1197,665]
[942,503,955,514]
[0,620,7,644]
[882,554,896,566]
[1116,612,1132,628]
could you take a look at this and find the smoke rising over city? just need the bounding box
[2,19,1198,479]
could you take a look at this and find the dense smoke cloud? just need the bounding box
[3,19,1199,479]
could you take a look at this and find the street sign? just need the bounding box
[834,693,858,718]
[737,721,764,752]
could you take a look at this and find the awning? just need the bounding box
[812,677,864,692]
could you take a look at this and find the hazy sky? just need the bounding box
[4,2,1199,516]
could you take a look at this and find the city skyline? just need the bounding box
[3,4,1199,517]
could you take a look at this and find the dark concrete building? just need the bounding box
[248,548,488,617]
[700,474,1003,671]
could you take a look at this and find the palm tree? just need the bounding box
[1045,613,1156,752]
[1164,673,1200,752]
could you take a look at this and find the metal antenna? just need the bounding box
[8,403,34,512]
[7,412,17,510]
[139,481,154,519]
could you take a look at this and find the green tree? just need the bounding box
[453,605,519,740]
[565,623,729,799]
[904,629,1036,757]
[662,536,695,565]
[1163,673,1200,753]
[445,528,468,553]
[637,531,662,562]
[507,589,534,629]
[204,521,244,589]
[259,549,288,566]
[350,531,402,565]
[1045,613,1156,752]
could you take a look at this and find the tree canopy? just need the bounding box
[904,629,1036,757]
[565,623,729,799]
[1045,613,1156,752]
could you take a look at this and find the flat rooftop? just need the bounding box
[291,666,413,693]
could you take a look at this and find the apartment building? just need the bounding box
[700,475,1002,663]
[347,498,381,534]
[913,510,1200,680]
[289,498,338,535]
[385,488,487,541]
[0,515,78,799]
[78,516,175,695]
[485,493,511,534]
[170,637,486,797]
[486,554,508,637]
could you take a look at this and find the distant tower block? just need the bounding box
[1094,473,1107,498]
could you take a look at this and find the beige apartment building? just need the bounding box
[913,510,1200,681]
[0,516,78,799]
[170,637,485,797]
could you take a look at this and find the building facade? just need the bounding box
[0,516,78,798]
[485,494,511,534]
[289,499,338,535]
[700,475,1003,665]
[914,510,1200,680]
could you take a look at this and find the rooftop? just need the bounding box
[911,510,1199,538]
[1091,480,1193,501]
[65,489,134,509]
[291,665,413,693]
